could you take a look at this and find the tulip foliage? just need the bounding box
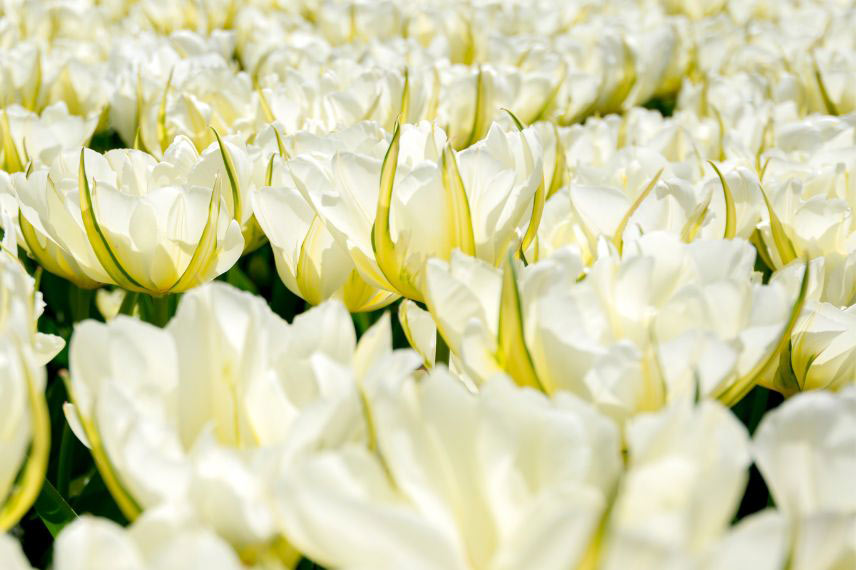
[0,0,855,568]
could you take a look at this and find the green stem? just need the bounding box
[435,329,450,366]
[353,312,372,336]
[56,423,74,497]
[118,291,139,316]
[69,287,95,322]
[139,294,172,327]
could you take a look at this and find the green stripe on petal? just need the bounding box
[78,150,144,291]
[169,180,223,293]
[211,127,243,223]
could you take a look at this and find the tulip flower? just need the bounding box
[6,139,243,294]
[753,388,856,570]
[0,103,98,173]
[65,281,420,560]
[54,506,259,570]
[0,535,33,570]
[423,233,808,420]
[768,301,856,394]
[276,370,622,570]
[251,123,398,311]
[600,399,754,569]
[0,248,63,531]
[296,120,544,303]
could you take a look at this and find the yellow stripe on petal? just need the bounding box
[295,215,325,305]
[257,86,275,124]
[169,182,222,293]
[1,109,24,173]
[497,251,546,392]
[501,107,525,131]
[156,70,174,154]
[714,259,810,406]
[272,126,288,159]
[264,153,276,187]
[399,67,411,123]
[65,394,142,521]
[516,129,545,256]
[758,184,797,267]
[708,161,736,239]
[462,66,489,149]
[679,194,711,243]
[813,55,839,116]
[530,60,567,124]
[372,122,423,301]
[612,168,664,254]
[78,150,144,291]
[19,209,99,289]
[440,145,476,256]
[0,351,50,532]
[547,124,567,198]
[26,49,42,112]
[211,127,243,223]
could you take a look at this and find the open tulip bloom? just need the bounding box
[2,0,856,568]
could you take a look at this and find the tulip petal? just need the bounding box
[612,168,664,254]
[758,185,797,267]
[441,144,476,256]
[169,182,222,293]
[210,128,242,223]
[714,259,810,406]
[708,161,736,240]
[0,352,49,532]
[77,150,144,291]
[497,252,545,392]
[372,122,422,300]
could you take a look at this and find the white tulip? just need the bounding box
[1,103,98,172]
[252,123,399,311]
[298,120,543,302]
[7,139,243,293]
[66,281,419,557]
[54,506,258,570]
[0,248,62,531]
[425,233,806,419]
[277,370,621,570]
[753,388,856,570]
[0,534,34,570]
[602,400,752,568]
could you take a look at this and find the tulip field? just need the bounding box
[2,0,856,568]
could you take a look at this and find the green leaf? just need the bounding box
[34,479,77,538]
